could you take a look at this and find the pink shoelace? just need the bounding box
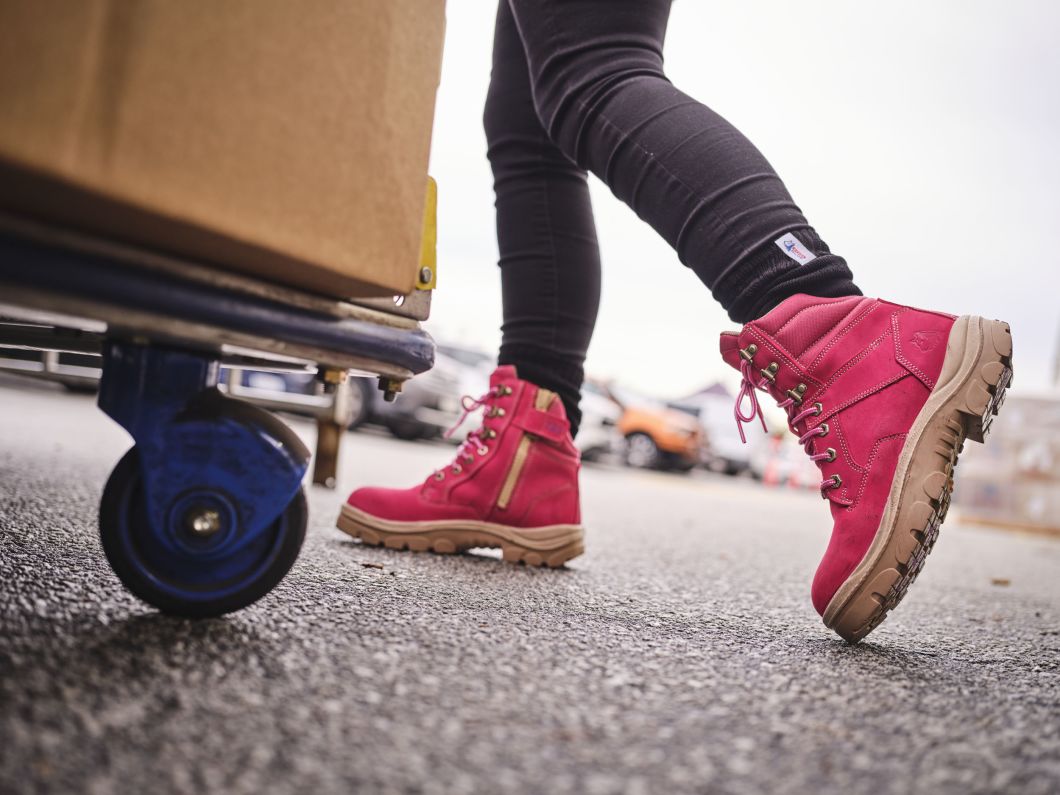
[734,357,841,500]
[433,385,508,480]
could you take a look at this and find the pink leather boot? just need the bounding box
[721,294,1013,642]
[337,366,584,567]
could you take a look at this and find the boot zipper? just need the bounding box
[497,434,531,510]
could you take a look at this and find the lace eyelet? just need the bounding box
[434,472,445,481]
[825,447,836,463]
[500,385,513,396]
[760,362,779,382]
[821,473,842,498]
[478,446,489,456]
[451,465,463,475]
[818,422,829,437]
[813,401,823,416]
[739,344,758,362]
[786,383,807,404]
[487,429,498,439]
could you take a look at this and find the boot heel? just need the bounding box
[959,318,1013,444]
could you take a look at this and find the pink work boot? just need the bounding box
[721,294,1013,642]
[336,366,585,567]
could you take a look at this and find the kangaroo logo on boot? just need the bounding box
[910,330,943,352]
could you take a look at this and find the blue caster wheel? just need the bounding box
[100,447,308,617]
[96,341,312,617]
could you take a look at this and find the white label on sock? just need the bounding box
[775,233,817,264]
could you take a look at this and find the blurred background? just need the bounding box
[3,0,1058,531]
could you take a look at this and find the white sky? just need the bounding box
[425,1,1060,399]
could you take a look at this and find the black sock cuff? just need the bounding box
[717,229,862,323]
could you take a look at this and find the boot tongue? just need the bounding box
[490,365,519,388]
[719,294,870,373]
[719,331,744,372]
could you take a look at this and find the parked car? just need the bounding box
[604,383,703,471]
[0,346,101,392]
[370,347,488,440]
[669,389,752,476]
[228,343,493,442]
[578,380,622,462]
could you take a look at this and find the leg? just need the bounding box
[336,3,592,568]
[485,0,602,435]
[506,0,860,322]
[507,0,1014,645]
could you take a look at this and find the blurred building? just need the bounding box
[953,391,1060,534]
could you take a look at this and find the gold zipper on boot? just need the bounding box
[496,388,557,511]
[497,434,531,510]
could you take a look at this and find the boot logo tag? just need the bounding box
[910,330,942,352]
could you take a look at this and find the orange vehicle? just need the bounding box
[604,384,703,471]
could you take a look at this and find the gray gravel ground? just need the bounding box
[1,375,1058,795]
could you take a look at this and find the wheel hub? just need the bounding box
[186,508,223,537]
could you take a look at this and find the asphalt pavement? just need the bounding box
[1,374,1057,795]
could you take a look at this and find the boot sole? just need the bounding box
[335,503,585,568]
[822,315,1013,643]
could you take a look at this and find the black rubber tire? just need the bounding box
[347,378,374,430]
[668,458,697,474]
[387,419,426,441]
[624,432,661,470]
[99,448,307,618]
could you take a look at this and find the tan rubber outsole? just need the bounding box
[823,315,1013,643]
[335,503,585,568]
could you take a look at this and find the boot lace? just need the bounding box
[432,384,511,480]
[734,353,844,502]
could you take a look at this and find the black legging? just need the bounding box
[485,0,860,434]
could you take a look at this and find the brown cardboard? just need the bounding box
[0,0,445,298]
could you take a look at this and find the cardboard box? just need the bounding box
[0,0,445,298]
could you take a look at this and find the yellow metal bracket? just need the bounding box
[416,177,438,291]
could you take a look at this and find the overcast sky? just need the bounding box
[425,1,1060,399]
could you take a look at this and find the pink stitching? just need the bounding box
[777,298,870,359]
[809,300,880,371]
[815,371,910,431]
[745,328,824,389]
[831,416,865,474]
[891,311,935,388]
[846,432,908,512]
[775,299,852,338]
[818,329,889,392]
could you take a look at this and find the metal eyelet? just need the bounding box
[434,472,445,481]
[825,447,836,463]
[821,473,842,498]
[760,362,780,382]
[451,465,463,475]
[478,446,489,456]
[739,343,759,362]
[486,429,498,439]
[499,385,513,396]
[786,383,807,404]
[813,402,823,416]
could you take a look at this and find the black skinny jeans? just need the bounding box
[484,0,861,434]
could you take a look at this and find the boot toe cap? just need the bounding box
[345,486,415,521]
